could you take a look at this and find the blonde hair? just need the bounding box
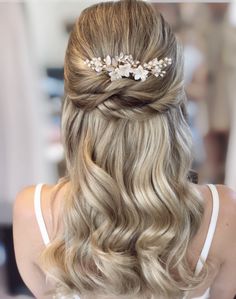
[41,1,206,298]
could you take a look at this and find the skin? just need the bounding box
[13,182,236,299]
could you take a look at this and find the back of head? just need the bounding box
[41,1,206,298]
[64,0,184,119]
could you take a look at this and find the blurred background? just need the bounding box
[0,1,236,298]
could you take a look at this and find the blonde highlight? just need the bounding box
[40,1,206,298]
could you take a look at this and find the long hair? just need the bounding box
[41,1,206,298]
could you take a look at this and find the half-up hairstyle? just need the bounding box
[41,1,206,298]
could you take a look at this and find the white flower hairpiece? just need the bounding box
[84,53,172,82]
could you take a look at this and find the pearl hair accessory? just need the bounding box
[84,53,172,82]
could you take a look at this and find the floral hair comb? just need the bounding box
[84,53,172,82]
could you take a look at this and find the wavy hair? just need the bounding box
[41,1,206,298]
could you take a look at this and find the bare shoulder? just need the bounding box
[215,184,236,214]
[13,185,37,222]
[13,185,39,250]
[13,184,58,298]
[192,183,236,257]
[205,184,236,259]
[13,184,54,235]
[215,184,236,236]
[197,183,236,224]
[187,184,236,298]
[207,185,236,297]
[13,184,54,254]
[13,182,67,254]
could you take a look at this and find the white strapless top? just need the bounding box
[34,184,220,299]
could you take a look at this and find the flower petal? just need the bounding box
[105,55,112,66]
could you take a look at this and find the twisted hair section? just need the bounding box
[40,1,206,298]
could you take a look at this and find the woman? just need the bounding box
[13,1,236,298]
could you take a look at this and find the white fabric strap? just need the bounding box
[194,184,220,275]
[34,183,50,246]
[192,288,210,299]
